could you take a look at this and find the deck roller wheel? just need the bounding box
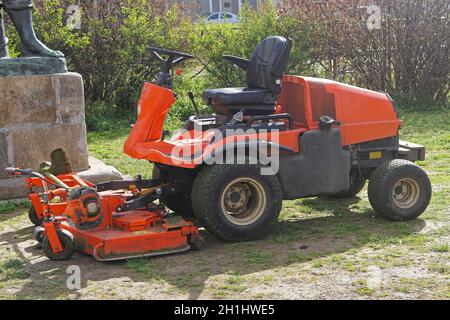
[33,226,45,243]
[28,206,44,226]
[42,230,74,261]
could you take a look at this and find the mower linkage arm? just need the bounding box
[116,183,186,213]
[95,178,162,192]
[4,167,70,190]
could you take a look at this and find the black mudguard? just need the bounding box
[278,128,351,200]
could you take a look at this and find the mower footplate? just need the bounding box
[112,210,162,232]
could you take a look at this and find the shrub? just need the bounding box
[72,0,193,110]
[4,0,90,61]
[284,0,450,108]
[85,101,135,132]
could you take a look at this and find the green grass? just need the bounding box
[353,279,376,296]
[245,250,274,266]
[126,258,159,280]
[0,201,30,214]
[0,202,18,215]
[0,258,29,281]
[432,244,449,253]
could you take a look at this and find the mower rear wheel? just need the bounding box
[192,164,283,242]
[152,166,194,218]
[328,177,366,198]
[28,206,44,226]
[42,230,74,261]
[368,159,431,221]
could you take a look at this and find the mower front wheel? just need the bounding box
[42,230,74,261]
[368,159,431,221]
[192,164,283,242]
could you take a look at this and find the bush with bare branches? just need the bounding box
[281,0,449,107]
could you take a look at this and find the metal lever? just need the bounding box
[4,167,20,176]
[188,92,200,117]
[229,110,244,125]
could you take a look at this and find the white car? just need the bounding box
[205,12,240,24]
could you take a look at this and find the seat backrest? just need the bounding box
[246,36,292,93]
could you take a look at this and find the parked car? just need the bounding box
[205,12,240,24]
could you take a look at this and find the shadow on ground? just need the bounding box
[0,196,426,299]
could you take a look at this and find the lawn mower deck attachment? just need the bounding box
[4,151,203,262]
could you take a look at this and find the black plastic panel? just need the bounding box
[277,128,351,199]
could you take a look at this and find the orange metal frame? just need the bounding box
[26,173,93,220]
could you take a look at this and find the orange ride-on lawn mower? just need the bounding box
[5,155,202,261]
[124,36,432,242]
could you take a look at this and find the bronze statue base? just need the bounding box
[0,57,67,77]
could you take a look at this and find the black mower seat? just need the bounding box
[204,87,267,105]
[203,36,292,116]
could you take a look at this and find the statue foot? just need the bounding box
[21,42,65,58]
[0,47,9,59]
[0,45,8,59]
[0,13,8,58]
[5,4,65,59]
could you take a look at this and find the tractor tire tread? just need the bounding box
[192,164,283,242]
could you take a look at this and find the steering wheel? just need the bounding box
[149,47,194,73]
[148,47,194,88]
[149,47,194,59]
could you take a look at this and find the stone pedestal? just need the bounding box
[0,72,123,200]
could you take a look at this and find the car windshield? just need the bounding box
[208,14,219,20]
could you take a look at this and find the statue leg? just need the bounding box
[3,0,64,58]
[0,8,9,59]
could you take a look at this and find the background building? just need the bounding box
[175,0,280,16]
